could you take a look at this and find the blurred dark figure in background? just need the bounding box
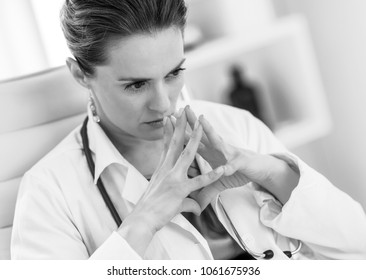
[228,65,265,123]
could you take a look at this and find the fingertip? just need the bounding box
[193,208,202,216]
[177,108,187,126]
[181,109,187,121]
[164,116,174,135]
[193,119,199,130]
[185,105,196,128]
[214,166,225,175]
[199,202,209,212]
[166,115,172,126]
[198,115,208,128]
[186,105,194,117]
[178,107,184,117]
[193,120,203,138]
[222,164,235,176]
[170,115,177,126]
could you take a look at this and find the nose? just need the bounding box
[148,83,171,113]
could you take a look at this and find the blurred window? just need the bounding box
[0,0,68,80]
[30,0,70,67]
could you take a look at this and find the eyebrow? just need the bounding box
[117,58,186,82]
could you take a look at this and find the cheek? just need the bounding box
[117,99,142,120]
[170,79,185,102]
[98,91,140,124]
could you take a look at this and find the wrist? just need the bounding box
[117,213,157,256]
[268,155,300,204]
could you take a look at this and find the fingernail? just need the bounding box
[170,115,177,125]
[199,115,204,122]
[194,120,199,130]
[178,108,184,117]
[194,210,202,216]
[214,166,224,174]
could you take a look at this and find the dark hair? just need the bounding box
[60,0,187,76]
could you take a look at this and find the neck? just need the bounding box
[104,126,162,154]
[100,123,164,175]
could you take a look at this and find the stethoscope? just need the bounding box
[80,117,302,259]
[217,196,302,259]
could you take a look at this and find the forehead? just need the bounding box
[98,28,184,79]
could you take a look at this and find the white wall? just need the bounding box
[272,0,366,209]
[31,0,71,67]
[187,0,276,40]
[0,0,48,80]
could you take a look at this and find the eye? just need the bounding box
[124,81,147,92]
[166,67,186,80]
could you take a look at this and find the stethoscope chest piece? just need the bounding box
[217,196,302,259]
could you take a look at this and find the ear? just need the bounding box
[66,57,90,89]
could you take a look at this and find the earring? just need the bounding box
[89,93,100,123]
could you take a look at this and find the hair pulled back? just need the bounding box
[60,0,187,76]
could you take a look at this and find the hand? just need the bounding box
[184,106,300,208]
[119,108,225,255]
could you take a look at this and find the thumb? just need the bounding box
[196,181,227,210]
[181,197,202,216]
[223,162,238,177]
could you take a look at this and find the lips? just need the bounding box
[144,118,165,129]
[145,118,164,124]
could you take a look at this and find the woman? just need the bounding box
[11,0,366,259]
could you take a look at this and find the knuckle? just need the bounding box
[180,149,192,159]
[189,176,200,187]
[164,142,170,150]
[170,137,178,147]
[174,181,189,196]
[207,171,217,180]
[166,173,187,192]
[191,128,199,138]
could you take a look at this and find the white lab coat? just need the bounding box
[11,100,366,259]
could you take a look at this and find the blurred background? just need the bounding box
[1,0,366,210]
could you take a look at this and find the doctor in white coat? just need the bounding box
[11,0,366,260]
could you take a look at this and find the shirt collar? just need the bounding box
[86,105,149,205]
[86,105,130,184]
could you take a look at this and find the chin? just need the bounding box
[140,128,164,141]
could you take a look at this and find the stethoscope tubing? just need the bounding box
[81,117,122,227]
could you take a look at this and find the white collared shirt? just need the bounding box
[11,100,366,259]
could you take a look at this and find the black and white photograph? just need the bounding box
[1,0,366,276]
